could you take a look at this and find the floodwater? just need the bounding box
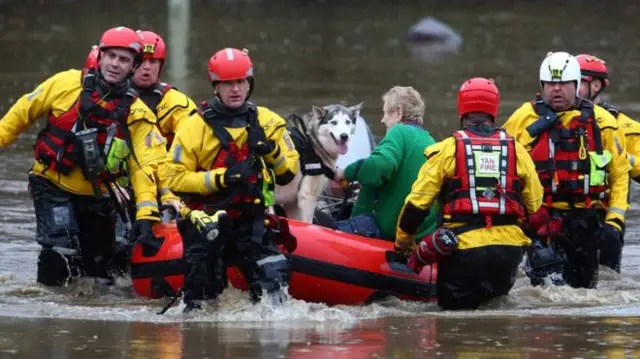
[2,0,640,357]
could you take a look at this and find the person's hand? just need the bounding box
[162,199,184,215]
[247,124,275,155]
[224,159,257,186]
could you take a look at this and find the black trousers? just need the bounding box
[29,173,115,286]
[525,209,607,289]
[178,215,291,305]
[436,245,524,310]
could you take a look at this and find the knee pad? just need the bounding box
[255,254,291,292]
[525,242,566,286]
[37,248,80,286]
[35,201,80,249]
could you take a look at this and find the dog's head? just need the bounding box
[310,103,362,158]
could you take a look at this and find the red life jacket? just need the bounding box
[527,96,608,207]
[138,82,175,149]
[33,69,136,180]
[181,100,264,218]
[442,128,525,232]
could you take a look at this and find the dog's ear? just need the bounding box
[312,105,327,119]
[349,102,363,119]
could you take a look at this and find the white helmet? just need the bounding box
[539,51,581,90]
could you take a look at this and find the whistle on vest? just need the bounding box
[576,127,587,160]
[76,127,106,196]
[526,112,558,138]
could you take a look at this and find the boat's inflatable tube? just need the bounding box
[130,218,437,305]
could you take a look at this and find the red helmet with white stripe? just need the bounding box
[207,48,254,83]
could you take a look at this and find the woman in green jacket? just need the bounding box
[335,86,440,241]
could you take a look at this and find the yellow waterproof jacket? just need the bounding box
[502,101,630,230]
[141,86,197,204]
[615,111,640,180]
[0,69,167,221]
[153,87,197,143]
[166,105,299,197]
[395,135,543,251]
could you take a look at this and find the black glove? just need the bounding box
[131,219,164,257]
[224,159,257,186]
[247,123,275,155]
[597,223,622,249]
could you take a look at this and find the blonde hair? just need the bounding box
[381,86,425,124]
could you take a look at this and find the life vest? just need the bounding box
[33,69,136,180]
[182,100,274,218]
[527,95,609,207]
[442,128,525,233]
[138,82,175,148]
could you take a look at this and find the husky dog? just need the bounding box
[275,103,363,223]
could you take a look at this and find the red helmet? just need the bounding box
[457,77,500,119]
[98,26,143,56]
[136,30,167,61]
[208,47,254,83]
[576,54,610,87]
[85,45,99,69]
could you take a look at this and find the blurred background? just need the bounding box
[2,1,640,358]
[2,0,640,140]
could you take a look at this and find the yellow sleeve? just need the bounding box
[627,134,640,179]
[514,141,543,214]
[154,150,181,204]
[602,126,630,228]
[258,107,300,185]
[126,102,166,221]
[616,112,640,179]
[156,88,197,137]
[166,113,227,195]
[0,70,74,147]
[395,137,455,250]
[594,107,630,229]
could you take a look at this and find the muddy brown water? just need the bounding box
[1,0,640,358]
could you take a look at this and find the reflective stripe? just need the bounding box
[172,144,183,162]
[459,131,479,214]
[154,131,166,145]
[204,171,215,191]
[256,254,287,266]
[478,202,500,208]
[272,155,285,169]
[615,136,623,154]
[549,137,557,193]
[629,154,636,167]
[499,131,507,215]
[136,201,158,210]
[609,207,626,217]
[160,187,171,195]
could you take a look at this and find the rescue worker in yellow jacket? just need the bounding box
[395,78,543,310]
[106,30,195,264]
[576,53,639,273]
[0,26,169,287]
[166,48,299,311]
[502,51,630,288]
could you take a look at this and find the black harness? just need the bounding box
[286,114,336,180]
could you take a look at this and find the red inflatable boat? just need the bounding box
[130,217,437,305]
